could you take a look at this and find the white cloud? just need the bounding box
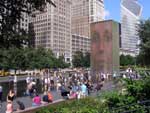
[104,10,110,18]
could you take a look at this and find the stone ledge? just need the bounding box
[14,99,65,113]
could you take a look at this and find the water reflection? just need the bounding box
[0,79,42,101]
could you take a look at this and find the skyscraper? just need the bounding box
[71,0,104,55]
[72,34,91,56]
[121,0,142,54]
[71,0,104,38]
[31,0,72,62]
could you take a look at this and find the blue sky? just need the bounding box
[104,0,150,22]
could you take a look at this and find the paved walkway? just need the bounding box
[0,91,62,113]
[0,81,114,113]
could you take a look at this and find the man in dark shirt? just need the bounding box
[43,95,49,102]
[60,85,70,99]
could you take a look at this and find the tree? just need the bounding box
[0,47,70,71]
[72,51,91,68]
[53,56,70,69]
[0,48,10,70]
[72,51,84,67]
[8,48,28,71]
[25,47,54,69]
[120,54,135,66]
[28,23,35,48]
[137,19,150,66]
[0,0,55,48]
[0,47,28,72]
[83,52,90,68]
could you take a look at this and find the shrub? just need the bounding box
[36,98,109,113]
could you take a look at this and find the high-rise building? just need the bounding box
[121,0,142,54]
[72,34,90,56]
[31,0,72,62]
[71,0,104,38]
[90,0,105,23]
[71,0,104,55]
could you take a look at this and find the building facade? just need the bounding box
[31,0,72,62]
[72,34,90,55]
[71,0,104,38]
[121,0,142,54]
[120,48,137,57]
[71,0,104,56]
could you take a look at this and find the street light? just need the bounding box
[13,73,17,96]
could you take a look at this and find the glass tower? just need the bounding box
[121,0,142,54]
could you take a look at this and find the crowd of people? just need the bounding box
[25,69,95,100]
[1,68,112,113]
[121,68,141,80]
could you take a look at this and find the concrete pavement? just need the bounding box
[0,90,62,113]
[0,81,115,113]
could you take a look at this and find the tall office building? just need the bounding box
[121,0,142,54]
[31,0,72,62]
[72,34,90,56]
[71,0,104,55]
[71,0,104,38]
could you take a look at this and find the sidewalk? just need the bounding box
[0,91,62,113]
[0,81,115,113]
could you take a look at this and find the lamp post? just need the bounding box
[13,73,17,96]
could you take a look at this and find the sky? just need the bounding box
[104,0,150,22]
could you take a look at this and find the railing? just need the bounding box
[110,100,150,113]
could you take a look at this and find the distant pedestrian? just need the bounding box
[26,75,31,84]
[113,72,117,80]
[0,85,3,102]
[95,82,102,92]
[60,85,70,99]
[81,83,87,97]
[123,74,126,78]
[7,90,15,102]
